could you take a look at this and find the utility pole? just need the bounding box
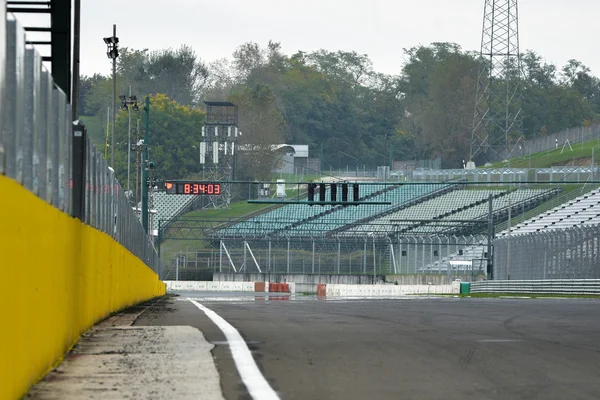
[103,25,119,167]
[135,118,140,211]
[127,85,132,192]
[142,96,150,233]
[104,106,110,159]
[119,88,138,195]
[111,24,117,167]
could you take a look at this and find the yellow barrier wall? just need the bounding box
[0,176,166,400]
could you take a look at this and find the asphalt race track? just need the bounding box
[135,293,600,400]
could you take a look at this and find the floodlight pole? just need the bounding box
[111,24,117,168]
[127,85,131,192]
[142,96,150,233]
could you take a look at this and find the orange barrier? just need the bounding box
[317,284,327,297]
[254,282,266,292]
[267,282,290,293]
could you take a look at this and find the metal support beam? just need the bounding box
[487,193,494,279]
[50,0,71,102]
[72,120,86,219]
[142,96,150,232]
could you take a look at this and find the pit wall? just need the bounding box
[0,176,166,400]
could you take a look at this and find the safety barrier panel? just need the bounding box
[470,280,600,295]
[1,12,165,400]
[322,283,459,297]
[164,281,297,294]
[1,177,166,400]
[164,281,255,292]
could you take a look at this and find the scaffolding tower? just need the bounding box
[201,101,238,209]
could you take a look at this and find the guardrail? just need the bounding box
[470,280,600,295]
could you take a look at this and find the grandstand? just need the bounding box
[150,191,201,234]
[496,188,600,235]
[426,187,600,271]
[212,183,559,240]
[215,182,452,238]
[337,188,556,236]
[285,183,451,236]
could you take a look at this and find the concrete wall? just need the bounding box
[213,272,385,285]
[212,273,470,293]
[0,176,165,400]
[325,282,460,296]
[165,281,255,292]
[164,280,296,293]
[385,274,476,285]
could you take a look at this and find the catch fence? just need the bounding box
[161,234,488,281]
[1,17,162,274]
[493,225,600,280]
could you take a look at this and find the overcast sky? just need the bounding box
[13,0,600,78]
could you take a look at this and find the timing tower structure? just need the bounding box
[201,101,239,209]
[469,0,524,167]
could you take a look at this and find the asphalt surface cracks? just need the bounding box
[135,294,600,400]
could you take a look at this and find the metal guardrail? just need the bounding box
[470,280,600,295]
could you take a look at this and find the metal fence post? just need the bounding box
[287,237,290,273]
[71,120,86,219]
[312,239,315,274]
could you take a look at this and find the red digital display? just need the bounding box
[165,181,222,195]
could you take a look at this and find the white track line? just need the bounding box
[188,298,281,400]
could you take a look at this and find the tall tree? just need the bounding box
[112,93,205,184]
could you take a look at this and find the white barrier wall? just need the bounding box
[325,283,459,297]
[164,281,297,294]
[165,281,255,292]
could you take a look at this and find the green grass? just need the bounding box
[182,201,277,220]
[484,138,600,169]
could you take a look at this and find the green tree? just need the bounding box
[229,83,287,181]
[112,93,205,185]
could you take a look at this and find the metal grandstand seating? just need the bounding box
[497,188,600,235]
[281,183,451,236]
[427,188,589,271]
[151,191,200,233]
[215,183,443,238]
[341,189,505,236]
[406,188,555,235]
[216,186,340,237]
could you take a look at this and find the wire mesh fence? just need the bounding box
[160,234,488,281]
[158,179,600,282]
[1,17,162,275]
[494,225,600,280]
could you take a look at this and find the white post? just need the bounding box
[219,240,223,272]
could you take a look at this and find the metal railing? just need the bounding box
[1,15,162,275]
[470,279,600,295]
